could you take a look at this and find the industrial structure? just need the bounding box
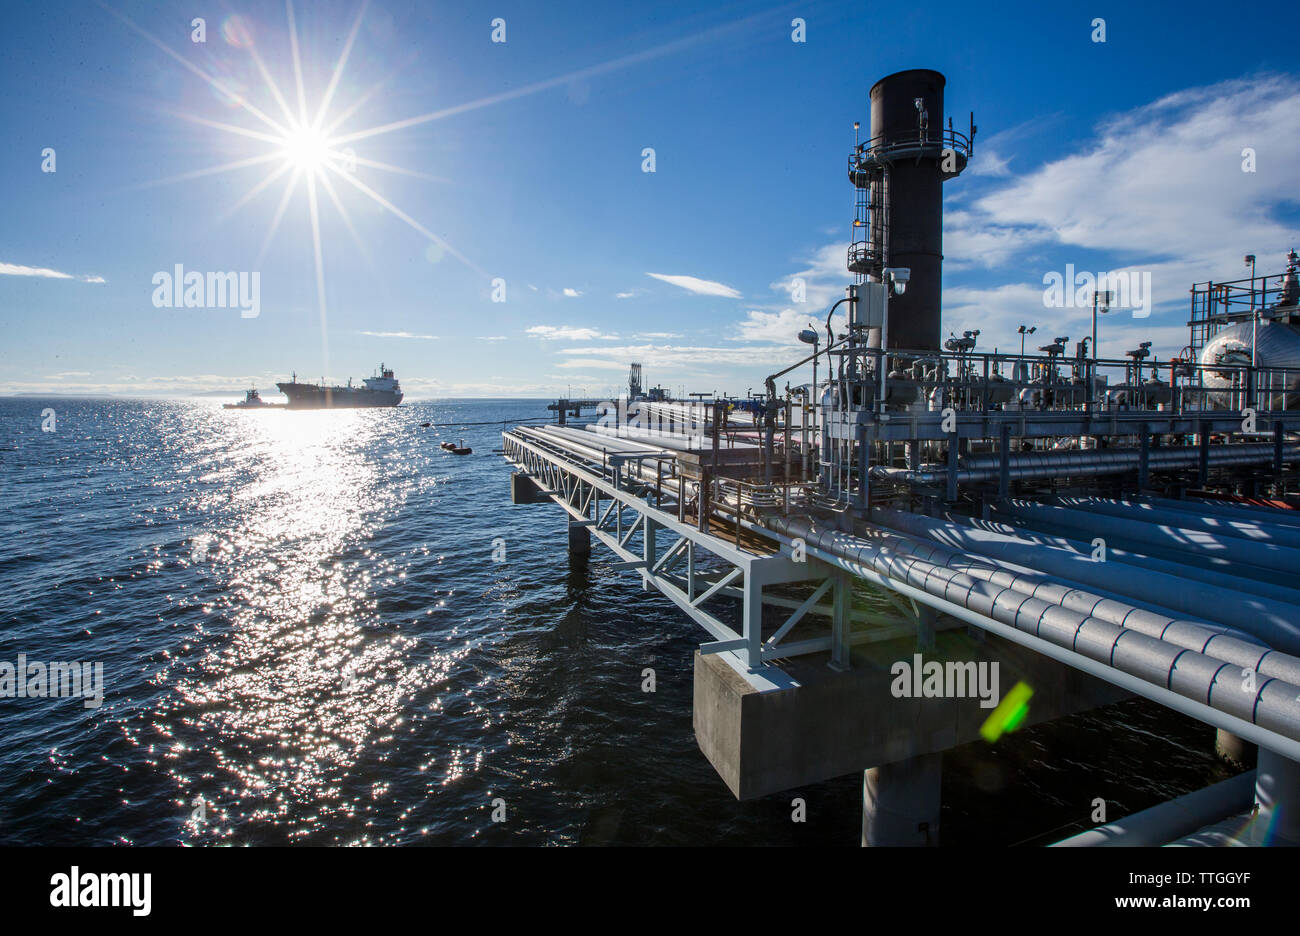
[504,69,1300,846]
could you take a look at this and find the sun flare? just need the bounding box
[280,124,333,174]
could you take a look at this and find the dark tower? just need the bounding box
[848,69,973,352]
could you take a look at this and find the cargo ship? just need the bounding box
[276,364,403,409]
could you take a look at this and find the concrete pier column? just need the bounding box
[862,752,942,847]
[567,523,590,558]
[511,471,545,505]
[1256,748,1300,846]
[916,605,937,652]
[1215,729,1256,768]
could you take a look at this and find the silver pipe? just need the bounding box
[762,515,1300,758]
[1050,771,1257,847]
[996,498,1300,580]
[1037,495,1300,551]
[952,512,1300,612]
[872,443,1300,485]
[959,442,1292,471]
[868,515,1271,659]
[1136,492,1300,531]
[872,506,1300,662]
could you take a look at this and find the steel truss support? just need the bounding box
[504,429,937,672]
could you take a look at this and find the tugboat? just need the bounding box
[441,438,472,455]
[276,364,403,409]
[223,387,273,409]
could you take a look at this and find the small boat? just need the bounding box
[451,446,472,456]
[443,438,472,455]
[224,387,272,409]
[420,422,431,428]
[439,441,455,450]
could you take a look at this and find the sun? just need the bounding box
[280,124,332,175]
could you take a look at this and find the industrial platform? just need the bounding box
[504,68,1300,847]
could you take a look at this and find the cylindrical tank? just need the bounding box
[865,69,960,352]
[1198,319,1300,408]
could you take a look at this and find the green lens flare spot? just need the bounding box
[980,681,1033,743]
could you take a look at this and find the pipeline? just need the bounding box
[992,498,1300,582]
[870,442,1300,486]
[1051,771,1257,847]
[760,514,1300,760]
[953,512,1300,611]
[872,507,1300,657]
[1038,495,1300,551]
[1136,492,1300,531]
[864,512,1300,677]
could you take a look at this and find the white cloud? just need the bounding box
[958,75,1300,286]
[0,262,105,283]
[646,272,742,298]
[562,287,583,297]
[730,308,845,346]
[928,74,1300,359]
[360,330,439,340]
[634,331,682,339]
[943,210,1037,271]
[527,325,610,341]
[558,342,795,369]
[553,358,633,370]
[615,291,636,299]
[478,335,508,341]
[768,242,850,311]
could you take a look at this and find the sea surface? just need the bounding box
[0,397,1241,846]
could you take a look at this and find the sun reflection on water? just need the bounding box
[151,407,457,843]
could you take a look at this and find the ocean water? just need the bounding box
[0,397,1240,846]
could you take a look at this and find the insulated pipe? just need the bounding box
[864,512,1300,676]
[988,503,1294,592]
[959,442,1294,472]
[535,424,667,453]
[1039,495,1300,551]
[873,507,1300,657]
[519,426,667,464]
[949,513,1300,611]
[994,498,1300,580]
[761,515,1300,759]
[871,443,1300,486]
[1050,771,1257,847]
[1140,493,1300,531]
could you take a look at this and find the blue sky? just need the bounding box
[2,0,1298,398]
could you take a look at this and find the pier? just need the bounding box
[503,69,1300,846]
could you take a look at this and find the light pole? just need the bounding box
[1246,254,1258,367]
[1090,290,1112,365]
[798,327,819,477]
[1090,290,1112,412]
[878,267,910,414]
[1017,325,1036,379]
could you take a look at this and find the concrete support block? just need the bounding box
[693,630,1128,800]
[862,752,942,847]
[1215,728,1257,768]
[1256,748,1300,846]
